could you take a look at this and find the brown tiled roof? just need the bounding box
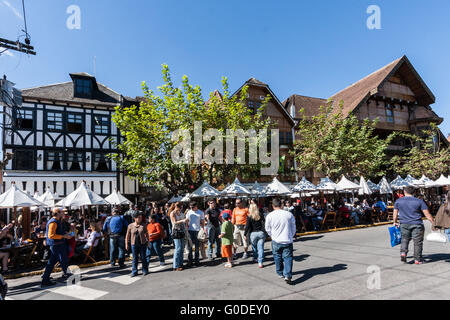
[282,95,327,119]
[328,55,435,117]
[328,57,402,117]
[22,77,123,107]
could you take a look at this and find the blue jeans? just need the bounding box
[188,230,200,263]
[351,211,361,224]
[445,229,450,242]
[173,238,185,268]
[146,239,165,264]
[109,235,125,266]
[272,241,293,280]
[131,244,148,275]
[207,226,222,258]
[42,244,69,282]
[250,231,266,264]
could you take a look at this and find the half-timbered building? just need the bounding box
[2,72,139,200]
[283,55,447,184]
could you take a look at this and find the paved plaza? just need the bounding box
[4,221,450,300]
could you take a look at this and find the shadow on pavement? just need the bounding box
[291,263,348,285]
[423,253,450,263]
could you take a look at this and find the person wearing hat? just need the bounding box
[125,211,149,277]
[219,212,234,268]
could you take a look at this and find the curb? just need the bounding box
[295,221,393,237]
[4,257,132,280]
[6,222,394,280]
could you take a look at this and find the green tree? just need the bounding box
[389,124,450,179]
[291,100,393,181]
[111,64,273,195]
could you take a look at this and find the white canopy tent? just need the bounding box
[404,175,424,188]
[180,193,191,202]
[37,187,57,207]
[105,189,132,206]
[293,176,317,193]
[317,177,340,192]
[419,175,439,188]
[358,176,372,196]
[367,179,380,193]
[221,178,251,197]
[250,181,265,197]
[390,175,412,190]
[337,176,361,191]
[262,177,292,196]
[56,182,108,233]
[434,175,450,187]
[379,177,393,194]
[190,181,221,198]
[0,183,47,231]
[168,195,183,204]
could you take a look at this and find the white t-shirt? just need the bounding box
[186,209,205,232]
[265,209,296,244]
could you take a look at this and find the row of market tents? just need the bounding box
[168,174,450,203]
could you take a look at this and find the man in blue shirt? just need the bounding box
[103,209,128,268]
[393,186,434,264]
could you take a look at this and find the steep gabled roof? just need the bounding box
[282,94,328,119]
[232,78,296,126]
[329,55,436,117]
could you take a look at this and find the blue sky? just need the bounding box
[1,0,449,135]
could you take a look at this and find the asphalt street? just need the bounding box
[5,221,450,300]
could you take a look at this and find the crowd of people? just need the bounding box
[0,187,449,289]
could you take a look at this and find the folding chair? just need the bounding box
[82,235,102,264]
[321,212,337,230]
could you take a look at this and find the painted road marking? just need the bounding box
[47,284,109,300]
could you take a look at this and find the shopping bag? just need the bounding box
[388,226,401,247]
[426,232,448,243]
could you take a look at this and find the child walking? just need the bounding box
[219,212,234,268]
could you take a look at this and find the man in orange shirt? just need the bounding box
[41,208,74,287]
[232,199,249,259]
[146,214,166,266]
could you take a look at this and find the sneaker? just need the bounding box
[41,280,57,288]
[130,273,137,277]
[143,271,149,276]
[224,263,232,268]
[401,254,407,263]
[242,253,248,259]
[60,273,73,281]
[176,267,183,271]
[414,260,424,265]
[258,263,263,268]
[284,277,292,285]
[279,275,285,279]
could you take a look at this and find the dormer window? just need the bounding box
[74,78,93,97]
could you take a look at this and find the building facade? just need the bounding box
[2,73,139,200]
[283,55,447,184]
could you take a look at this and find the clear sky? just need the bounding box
[1,0,449,135]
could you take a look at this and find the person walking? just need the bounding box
[125,211,149,277]
[219,212,234,268]
[245,202,266,268]
[41,208,74,288]
[185,202,205,267]
[393,186,434,264]
[432,191,450,241]
[146,214,165,266]
[232,199,249,260]
[170,203,188,271]
[265,198,296,285]
[103,208,128,268]
[124,205,138,225]
[205,199,222,261]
